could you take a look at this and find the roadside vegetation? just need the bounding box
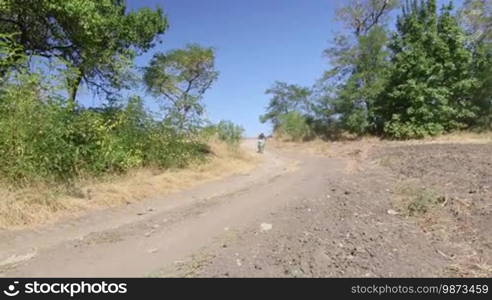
[0,0,248,227]
[261,0,492,140]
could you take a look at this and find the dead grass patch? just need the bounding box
[270,137,377,156]
[393,181,447,217]
[271,131,492,154]
[271,131,492,174]
[270,137,380,174]
[0,140,258,230]
[395,131,492,145]
[391,180,492,277]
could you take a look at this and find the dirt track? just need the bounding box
[0,140,490,277]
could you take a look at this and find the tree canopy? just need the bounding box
[264,0,492,139]
[336,0,399,37]
[260,81,312,130]
[461,0,492,43]
[0,0,168,104]
[375,0,479,138]
[143,44,219,131]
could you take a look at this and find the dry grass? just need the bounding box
[270,137,380,174]
[0,140,258,230]
[390,173,492,277]
[397,131,492,145]
[270,137,378,156]
[272,131,492,151]
[270,131,492,172]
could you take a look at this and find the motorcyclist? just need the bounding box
[257,133,266,153]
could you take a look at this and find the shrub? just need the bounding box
[344,109,370,136]
[384,118,445,139]
[0,73,74,183]
[215,120,244,145]
[277,112,313,141]
[0,75,210,185]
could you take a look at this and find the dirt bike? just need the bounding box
[257,140,265,153]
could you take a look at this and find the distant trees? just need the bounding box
[143,44,219,132]
[276,111,313,142]
[259,82,313,141]
[262,0,492,139]
[215,120,244,145]
[260,81,312,130]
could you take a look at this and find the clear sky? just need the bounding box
[79,0,341,137]
[78,0,463,137]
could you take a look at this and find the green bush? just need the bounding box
[277,112,313,141]
[383,117,445,139]
[215,120,244,145]
[0,33,24,77]
[142,124,209,169]
[344,109,370,136]
[0,74,72,183]
[0,75,209,185]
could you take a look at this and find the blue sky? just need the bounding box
[78,0,463,137]
[79,0,341,137]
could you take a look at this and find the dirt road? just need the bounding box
[1,139,490,277]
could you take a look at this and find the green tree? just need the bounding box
[336,0,400,37]
[331,26,391,135]
[376,0,478,138]
[462,0,492,129]
[216,120,244,145]
[469,42,492,129]
[325,0,398,76]
[260,81,312,130]
[0,33,24,79]
[461,0,492,43]
[0,0,167,105]
[143,44,219,132]
[320,0,397,135]
[276,111,313,142]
